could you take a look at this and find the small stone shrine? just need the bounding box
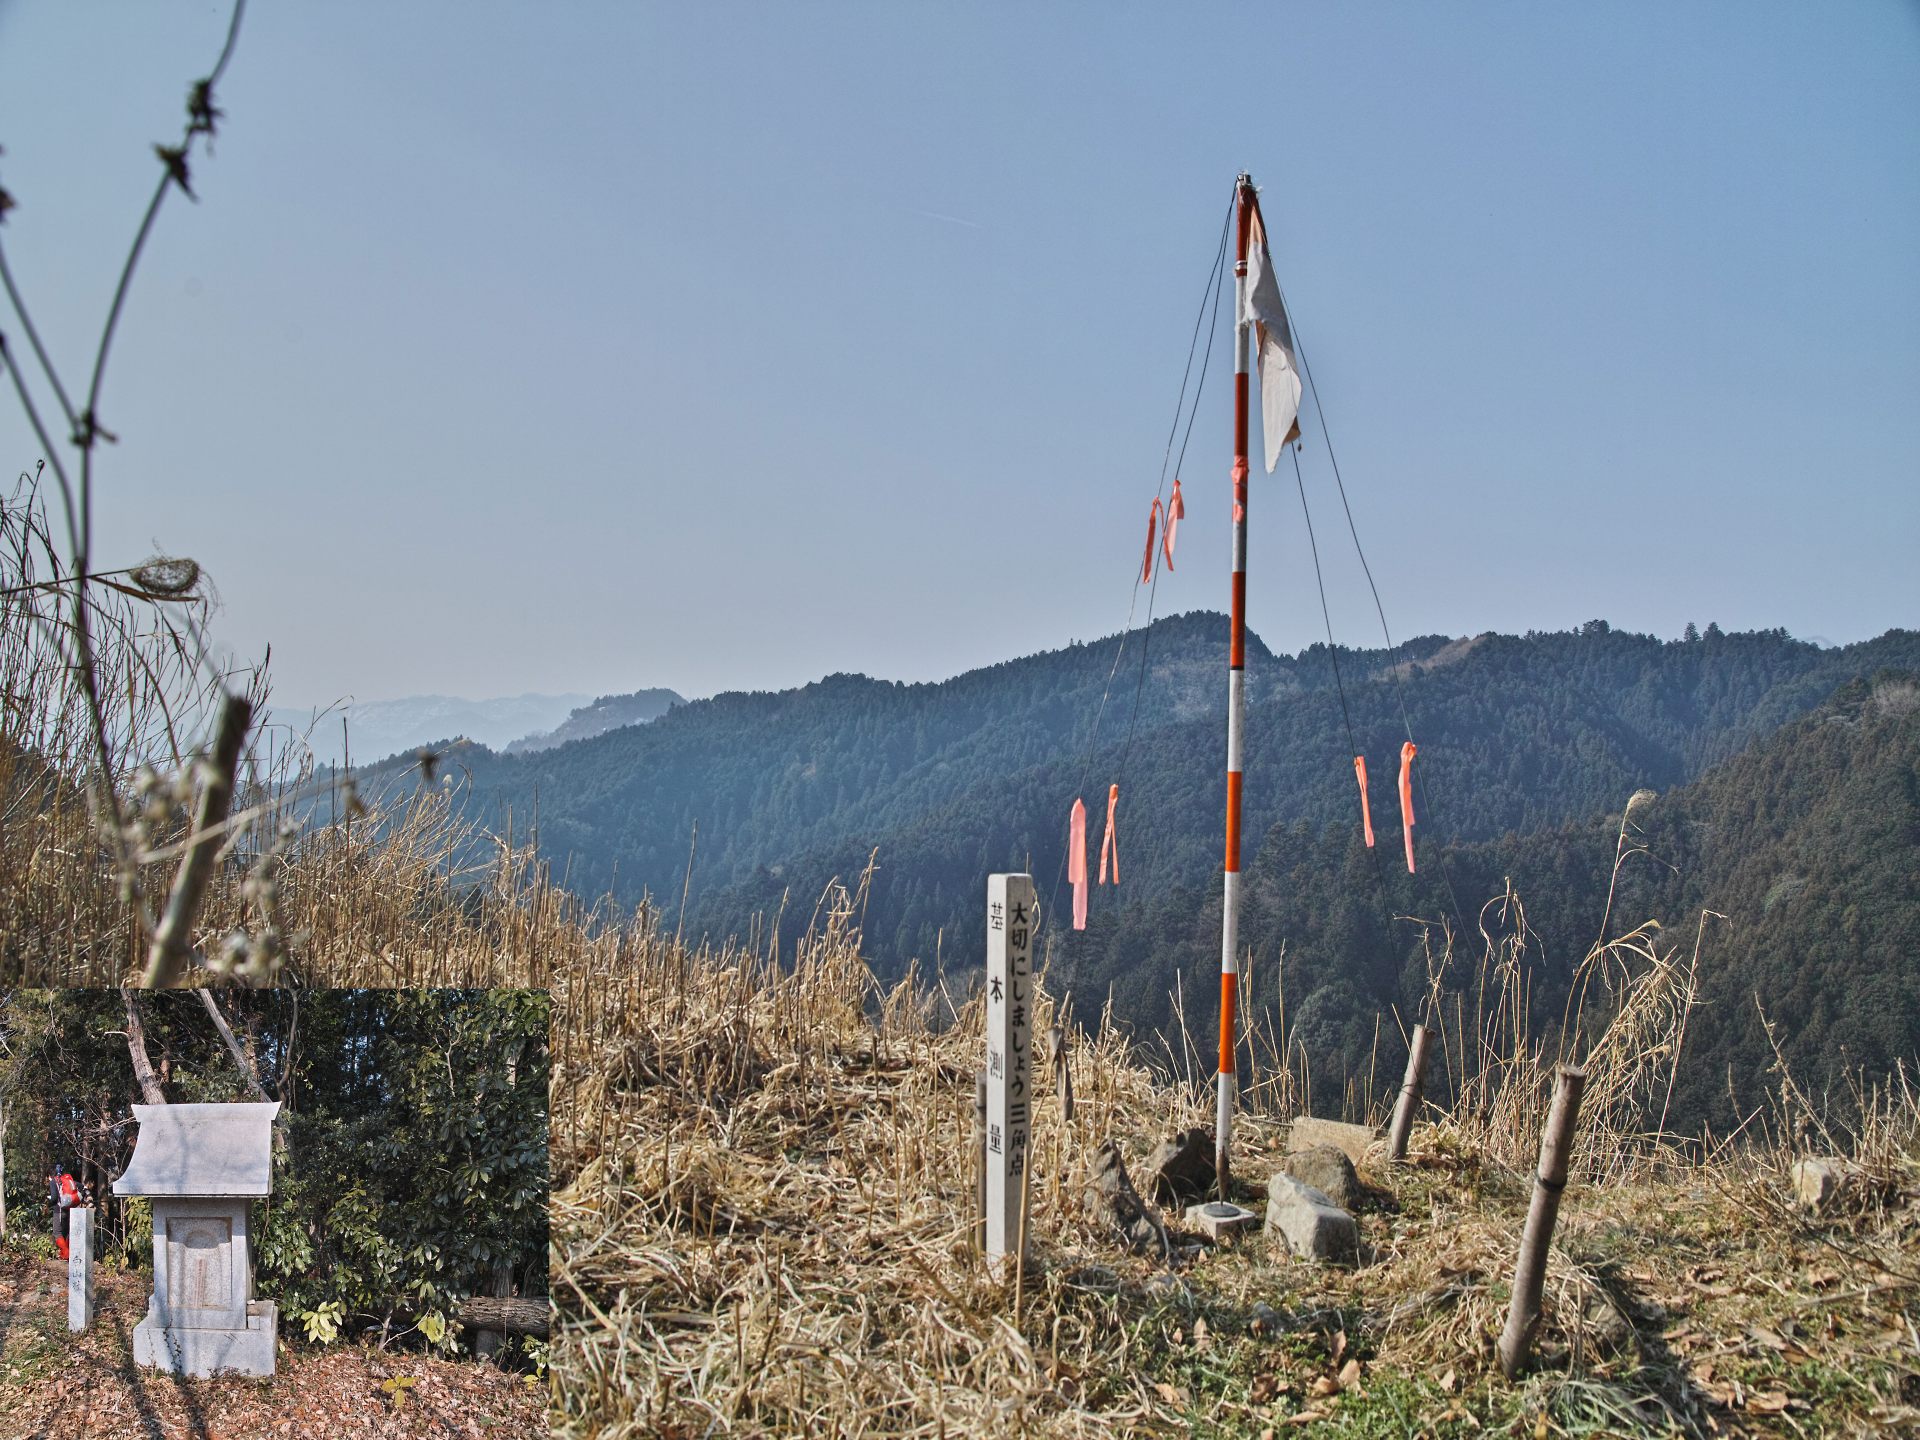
[112,1101,280,1377]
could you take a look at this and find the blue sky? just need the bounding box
[1,3,1914,706]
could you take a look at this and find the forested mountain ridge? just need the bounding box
[1056,669,1920,1133]
[685,621,1919,969]
[361,620,1919,996]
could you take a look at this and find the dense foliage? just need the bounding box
[0,989,548,1357]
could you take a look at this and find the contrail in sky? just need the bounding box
[911,207,983,230]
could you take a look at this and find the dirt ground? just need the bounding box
[0,1251,549,1440]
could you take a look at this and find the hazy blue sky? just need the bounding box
[2,3,1914,706]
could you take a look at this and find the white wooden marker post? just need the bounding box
[68,1206,93,1331]
[984,873,1036,1275]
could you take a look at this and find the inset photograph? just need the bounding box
[0,988,549,1439]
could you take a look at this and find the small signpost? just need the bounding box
[983,873,1036,1275]
[68,1206,93,1331]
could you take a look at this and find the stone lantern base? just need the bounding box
[132,1300,278,1378]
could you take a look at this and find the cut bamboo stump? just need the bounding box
[1386,1023,1434,1164]
[1497,1064,1587,1379]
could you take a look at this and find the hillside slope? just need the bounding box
[1057,671,1920,1133]
[365,622,1920,988]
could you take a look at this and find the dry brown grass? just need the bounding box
[546,866,1920,1438]
[0,471,565,988]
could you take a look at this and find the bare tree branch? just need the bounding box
[196,988,272,1103]
[144,690,252,987]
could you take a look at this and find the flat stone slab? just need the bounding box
[1286,1117,1380,1167]
[1264,1172,1357,1263]
[1183,1201,1258,1240]
[114,1103,281,1198]
[134,1301,277,1378]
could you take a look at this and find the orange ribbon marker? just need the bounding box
[1098,783,1120,884]
[1398,740,1417,873]
[1141,497,1162,584]
[1162,477,1185,571]
[1068,798,1089,929]
[1231,457,1248,522]
[1354,755,1375,848]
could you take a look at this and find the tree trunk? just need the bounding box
[475,1033,527,1360]
[456,1296,548,1338]
[197,989,273,1103]
[121,988,168,1106]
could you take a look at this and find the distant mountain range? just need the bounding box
[283,693,591,770]
[282,687,683,770]
[505,689,684,755]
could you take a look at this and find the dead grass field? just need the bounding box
[547,884,1920,1438]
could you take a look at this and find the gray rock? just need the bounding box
[1286,1116,1380,1166]
[1279,1144,1361,1210]
[1263,1171,1357,1263]
[1145,1126,1216,1206]
[1791,1156,1855,1212]
[1084,1139,1170,1257]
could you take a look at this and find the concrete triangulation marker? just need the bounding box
[1263,1172,1358,1263]
[1183,1200,1258,1241]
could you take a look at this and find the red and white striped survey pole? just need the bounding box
[1218,174,1255,1194]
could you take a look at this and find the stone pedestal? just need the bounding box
[133,1301,278,1378]
[68,1207,94,1331]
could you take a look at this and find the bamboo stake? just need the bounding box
[1498,1064,1587,1378]
[1387,1023,1434,1163]
[1050,1024,1073,1123]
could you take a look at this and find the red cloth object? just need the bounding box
[1142,497,1162,584]
[1162,478,1185,570]
[57,1236,69,1260]
[1398,740,1417,873]
[1068,798,1088,930]
[1098,784,1120,885]
[1354,755,1375,848]
[1232,458,1248,522]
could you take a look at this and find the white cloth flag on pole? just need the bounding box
[1241,201,1303,472]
